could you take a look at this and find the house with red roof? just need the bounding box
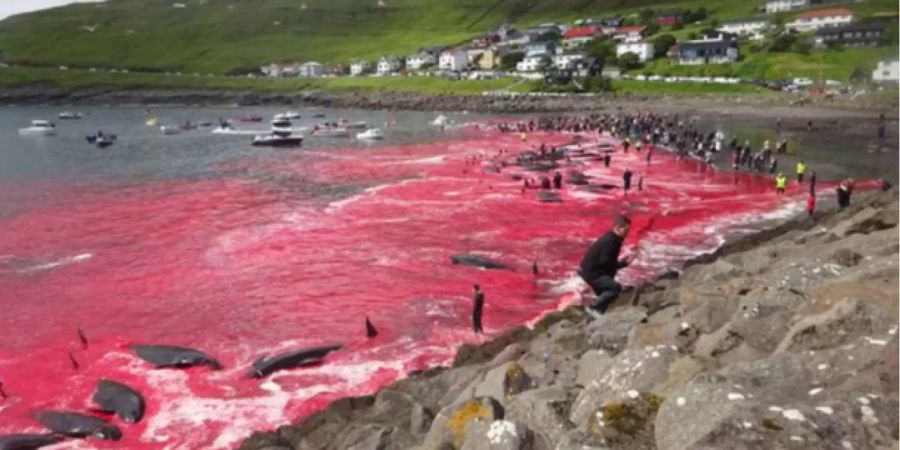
[562,25,599,48]
[787,8,854,32]
[612,25,647,43]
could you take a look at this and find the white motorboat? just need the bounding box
[251,134,304,147]
[313,127,350,138]
[19,120,56,137]
[431,115,449,126]
[275,111,301,120]
[356,128,384,140]
[160,125,181,135]
[58,111,83,120]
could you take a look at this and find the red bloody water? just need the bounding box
[0,127,811,449]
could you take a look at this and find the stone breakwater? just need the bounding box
[0,85,894,117]
[240,188,899,450]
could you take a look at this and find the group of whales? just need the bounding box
[0,319,375,450]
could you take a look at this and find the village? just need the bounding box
[260,0,899,91]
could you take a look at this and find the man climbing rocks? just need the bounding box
[579,216,633,319]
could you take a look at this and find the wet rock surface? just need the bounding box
[241,189,898,450]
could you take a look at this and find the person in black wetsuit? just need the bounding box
[604,154,611,168]
[553,171,563,189]
[472,284,484,334]
[623,169,633,196]
[579,216,633,318]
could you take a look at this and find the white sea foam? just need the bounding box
[18,252,93,273]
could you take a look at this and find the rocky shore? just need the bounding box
[240,188,898,450]
[0,85,895,119]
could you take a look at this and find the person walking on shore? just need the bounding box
[579,216,633,318]
[837,179,854,208]
[775,173,787,195]
[796,160,807,183]
[809,170,817,195]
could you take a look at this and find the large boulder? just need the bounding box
[775,297,895,354]
[460,420,534,450]
[506,386,577,446]
[585,307,648,354]
[423,397,506,449]
[570,346,679,429]
[474,362,533,407]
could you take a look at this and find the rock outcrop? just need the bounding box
[241,189,899,450]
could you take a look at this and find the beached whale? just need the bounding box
[450,254,508,270]
[132,345,223,370]
[248,344,343,378]
[567,171,590,185]
[91,380,145,423]
[537,191,562,203]
[0,433,63,450]
[36,411,121,441]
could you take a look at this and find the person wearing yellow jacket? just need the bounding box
[796,160,807,183]
[775,173,787,195]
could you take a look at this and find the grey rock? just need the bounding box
[461,420,534,450]
[423,397,507,449]
[474,362,533,406]
[775,297,895,354]
[410,404,434,435]
[585,307,648,354]
[507,386,576,445]
[575,350,613,388]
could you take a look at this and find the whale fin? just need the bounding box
[365,316,378,338]
[77,328,89,349]
[68,352,80,370]
[0,381,7,399]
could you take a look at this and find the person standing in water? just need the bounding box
[471,285,484,334]
[553,171,563,189]
[775,173,787,195]
[796,160,807,183]
[579,216,633,318]
[604,154,611,168]
[807,192,816,218]
[623,169,633,196]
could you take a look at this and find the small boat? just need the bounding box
[237,115,264,123]
[271,117,292,129]
[276,111,301,120]
[199,121,213,127]
[96,137,115,148]
[86,132,117,144]
[58,111,83,120]
[19,120,56,137]
[251,134,304,147]
[312,127,350,138]
[338,119,367,130]
[356,128,384,140]
[145,118,159,127]
[312,113,326,118]
[160,125,181,135]
[431,115,449,126]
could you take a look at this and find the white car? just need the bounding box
[792,77,814,86]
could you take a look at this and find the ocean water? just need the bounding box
[0,106,815,449]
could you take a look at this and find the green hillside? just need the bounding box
[0,0,895,79]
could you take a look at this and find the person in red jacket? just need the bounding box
[807,192,816,218]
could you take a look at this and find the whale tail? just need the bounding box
[365,316,378,338]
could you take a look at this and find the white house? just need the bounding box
[377,56,402,75]
[764,0,808,13]
[405,52,437,70]
[298,61,325,77]
[787,8,853,32]
[439,50,469,71]
[872,58,899,83]
[350,61,371,76]
[516,55,549,72]
[616,42,655,62]
[552,53,585,70]
[261,61,301,77]
[718,18,770,40]
[612,26,646,43]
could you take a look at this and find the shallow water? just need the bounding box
[0,106,819,449]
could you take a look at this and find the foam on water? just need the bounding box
[0,127,823,449]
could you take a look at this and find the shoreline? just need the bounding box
[240,187,898,450]
[0,85,896,120]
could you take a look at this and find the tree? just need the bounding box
[582,75,613,92]
[582,37,616,66]
[537,55,554,74]
[651,34,677,58]
[638,8,656,25]
[537,30,561,42]
[645,23,661,36]
[618,52,642,71]
[768,33,797,52]
[791,39,812,55]
[500,52,524,70]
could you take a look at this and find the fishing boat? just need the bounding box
[18,120,56,137]
[251,118,304,147]
[58,111,83,120]
[356,128,384,140]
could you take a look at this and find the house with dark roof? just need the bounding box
[673,38,739,65]
[813,22,887,48]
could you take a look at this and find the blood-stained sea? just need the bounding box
[0,118,812,449]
